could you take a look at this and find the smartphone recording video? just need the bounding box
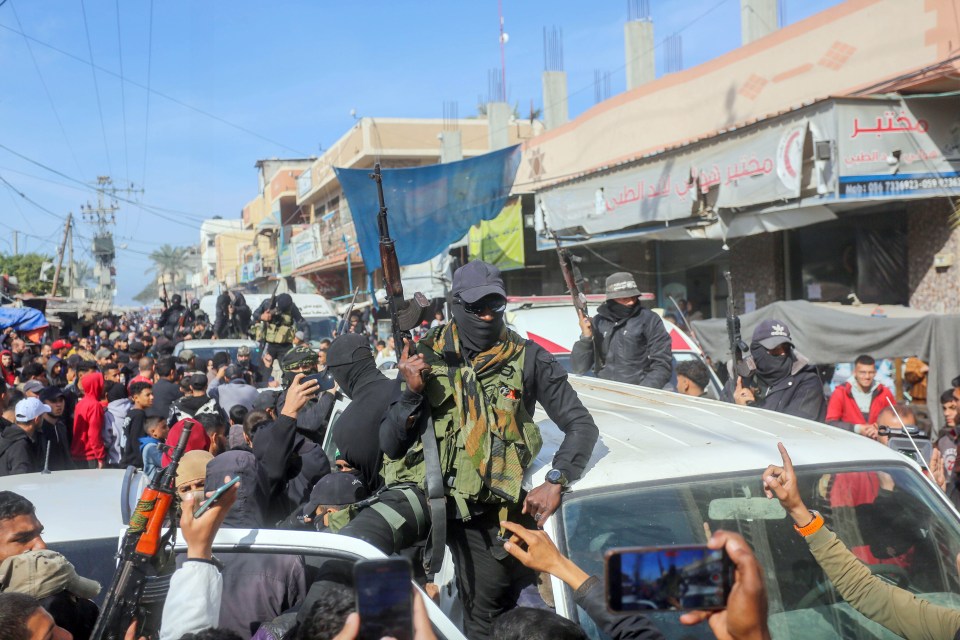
[605,545,734,613]
[301,371,335,392]
[354,557,414,640]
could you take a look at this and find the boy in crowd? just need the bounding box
[139,416,169,478]
[120,382,154,469]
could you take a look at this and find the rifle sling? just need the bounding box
[421,416,446,576]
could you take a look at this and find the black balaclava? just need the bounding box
[276,293,293,313]
[233,293,246,308]
[171,294,181,306]
[451,303,505,357]
[750,342,793,383]
[605,299,640,321]
[326,334,380,397]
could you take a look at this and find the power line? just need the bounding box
[8,0,85,176]
[141,0,154,190]
[0,20,308,156]
[115,0,130,182]
[0,173,67,221]
[79,0,113,176]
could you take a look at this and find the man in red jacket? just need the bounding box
[70,371,106,468]
[826,355,895,439]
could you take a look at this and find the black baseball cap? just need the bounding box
[452,261,506,304]
[751,319,794,349]
[38,386,66,403]
[303,472,370,517]
[252,390,279,412]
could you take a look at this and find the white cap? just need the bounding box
[15,397,51,422]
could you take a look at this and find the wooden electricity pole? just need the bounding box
[51,213,72,297]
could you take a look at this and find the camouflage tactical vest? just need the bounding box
[254,312,296,344]
[381,333,542,508]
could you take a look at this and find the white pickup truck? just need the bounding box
[3,374,958,639]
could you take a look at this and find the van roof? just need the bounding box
[527,375,913,493]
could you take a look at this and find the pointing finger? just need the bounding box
[778,442,794,474]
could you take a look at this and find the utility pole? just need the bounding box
[51,213,72,297]
[11,231,17,256]
[80,176,142,302]
[67,223,74,296]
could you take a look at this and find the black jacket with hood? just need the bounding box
[571,301,673,389]
[203,451,306,637]
[722,345,826,422]
[253,413,332,520]
[0,425,42,475]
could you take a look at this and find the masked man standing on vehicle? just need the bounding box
[339,260,599,640]
[254,293,303,371]
[570,272,673,389]
[158,294,191,340]
[723,319,826,422]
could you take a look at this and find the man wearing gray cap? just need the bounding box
[724,318,825,421]
[0,398,51,476]
[340,260,599,640]
[571,271,673,389]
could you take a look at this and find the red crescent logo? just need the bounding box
[783,130,801,178]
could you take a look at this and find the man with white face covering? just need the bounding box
[724,318,826,422]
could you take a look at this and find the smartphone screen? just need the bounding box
[354,557,414,640]
[605,544,733,613]
[193,475,241,518]
[302,371,335,392]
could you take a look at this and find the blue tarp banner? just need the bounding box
[334,145,522,271]
[0,307,48,331]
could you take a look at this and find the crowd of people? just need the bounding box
[0,261,958,640]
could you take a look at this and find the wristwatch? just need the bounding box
[794,510,825,537]
[545,469,569,488]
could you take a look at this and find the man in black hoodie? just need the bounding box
[37,388,72,471]
[722,318,826,422]
[0,399,49,476]
[571,272,672,389]
[327,334,397,493]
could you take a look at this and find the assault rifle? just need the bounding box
[369,163,443,576]
[553,232,602,375]
[91,420,194,640]
[370,163,432,358]
[723,271,757,403]
[256,280,282,353]
[160,279,169,309]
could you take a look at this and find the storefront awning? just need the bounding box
[536,94,960,249]
[289,252,349,278]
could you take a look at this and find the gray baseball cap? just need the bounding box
[604,272,641,300]
[752,318,794,349]
[452,261,506,304]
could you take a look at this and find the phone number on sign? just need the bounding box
[842,176,960,196]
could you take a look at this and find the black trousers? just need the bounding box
[339,489,536,640]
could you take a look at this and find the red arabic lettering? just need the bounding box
[850,110,930,138]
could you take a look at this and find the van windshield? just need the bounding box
[561,463,960,639]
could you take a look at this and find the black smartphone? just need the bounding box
[193,475,241,518]
[605,544,734,613]
[354,557,414,640]
[302,371,335,392]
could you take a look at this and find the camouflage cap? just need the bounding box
[280,344,319,372]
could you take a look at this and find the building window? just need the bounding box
[787,211,907,305]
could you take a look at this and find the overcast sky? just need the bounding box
[0,0,841,304]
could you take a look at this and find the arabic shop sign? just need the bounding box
[538,112,814,236]
[837,97,960,198]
